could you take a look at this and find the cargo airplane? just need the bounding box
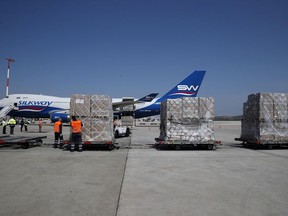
[0,70,206,122]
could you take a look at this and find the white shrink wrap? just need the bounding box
[70,94,114,142]
[160,97,215,143]
[240,93,288,142]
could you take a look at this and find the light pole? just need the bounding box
[6,58,15,98]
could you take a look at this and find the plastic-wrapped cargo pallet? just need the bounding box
[121,116,134,127]
[121,102,134,126]
[70,94,114,142]
[160,97,215,143]
[240,93,288,143]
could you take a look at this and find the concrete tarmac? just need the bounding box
[1,122,288,216]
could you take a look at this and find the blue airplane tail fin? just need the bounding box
[137,93,158,102]
[156,70,206,103]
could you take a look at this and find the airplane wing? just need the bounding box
[137,93,159,102]
[49,93,158,120]
[112,93,158,110]
[49,109,70,114]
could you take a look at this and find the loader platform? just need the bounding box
[235,137,288,149]
[0,135,47,149]
[154,138,221,150]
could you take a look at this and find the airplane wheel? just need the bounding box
[175,145,182,150]
[21,143,29,149]
[267,144,273,150]
[207,144,214,150]
[108,144,115,150]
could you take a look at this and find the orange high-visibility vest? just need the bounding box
[71,120,82,133]
[54,121,62,133]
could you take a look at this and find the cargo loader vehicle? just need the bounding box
[113,115,130,138]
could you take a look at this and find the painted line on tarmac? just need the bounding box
[115,135,131,216]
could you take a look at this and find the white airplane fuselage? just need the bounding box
[0,94,160,120]
[0,70,206,121]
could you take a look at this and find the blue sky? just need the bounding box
[1,0,288,115]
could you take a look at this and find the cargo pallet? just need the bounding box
[63,139,119,150]
[154,138,221,150]
[235,138,288,149]
[0,135,47,149]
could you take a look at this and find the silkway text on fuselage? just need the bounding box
[18,101,53,106]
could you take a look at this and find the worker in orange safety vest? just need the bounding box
[53,118,63,148]
[70,116,83,152]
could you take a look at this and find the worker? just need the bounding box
[20,118,25,132]
[8,117,16,134]
[24,119,28,132]
[53,118,63,148]
[70,116,83,152]
[1,118,7,134]
[38,119,43,132]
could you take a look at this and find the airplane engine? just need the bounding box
[50,113,71,123]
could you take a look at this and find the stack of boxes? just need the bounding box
[70,94,114,142]
[160,97,215,143]
[121,100,134,127]
[240,93,288,142]
[121,116,134,127]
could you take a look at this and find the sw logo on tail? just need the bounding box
[134,70,206,118]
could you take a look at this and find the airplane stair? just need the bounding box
[0,105,16,120]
